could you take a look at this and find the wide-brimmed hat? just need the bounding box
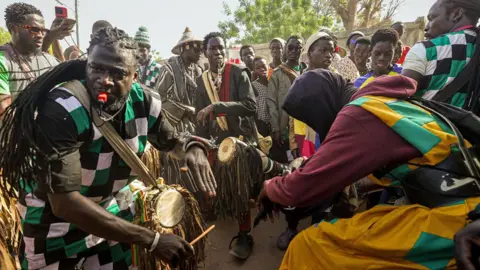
[172,27,203,55]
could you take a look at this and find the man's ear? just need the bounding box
[452,7,464,23]
[133,71,139,82]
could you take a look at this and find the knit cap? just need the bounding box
[135,26,151,48]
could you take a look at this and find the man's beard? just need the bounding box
[104,96,127,114]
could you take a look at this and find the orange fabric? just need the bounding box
[268,68,274,80]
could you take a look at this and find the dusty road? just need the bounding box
[201,209,310,270]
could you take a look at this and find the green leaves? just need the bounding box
[0,27,11,46]
[218,0,335,44]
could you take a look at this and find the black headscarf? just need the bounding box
[282,69,356,142]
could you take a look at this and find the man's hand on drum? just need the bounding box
[196,104,214,126]
[455,219,480,270]
[183,146,217,197]
[151,233,195,268]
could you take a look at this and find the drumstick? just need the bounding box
[190,225,215,245]
[180,167,189,172]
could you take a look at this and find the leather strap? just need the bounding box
[63,80,158,187]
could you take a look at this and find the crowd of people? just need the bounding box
[1,0,480,269]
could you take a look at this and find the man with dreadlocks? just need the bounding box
[0,2,71,116]
[195,32,257,260]
[402,0,480,112]
[0,27,216,269]
[135,26,162,89]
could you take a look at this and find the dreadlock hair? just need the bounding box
[370,28,399,50]
[4,2,43,32]
[240,45,254,57]
[203,32,225,51]
[0,27,137,198]
[441,0,480,24]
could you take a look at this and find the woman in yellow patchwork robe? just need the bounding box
[259,74,480,269]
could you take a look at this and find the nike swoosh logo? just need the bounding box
[440,176,476,192]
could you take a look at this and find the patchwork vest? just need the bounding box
[348,95,480,207]
[17,82,162,269]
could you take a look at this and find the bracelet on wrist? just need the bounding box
[149,232,161,252]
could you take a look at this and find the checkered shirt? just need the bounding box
[414,29,477,107]
[139,60,162,88]
[17,82,162,269]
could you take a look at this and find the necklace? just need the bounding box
[8,43,36,80]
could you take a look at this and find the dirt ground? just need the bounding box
[201,209,310,270]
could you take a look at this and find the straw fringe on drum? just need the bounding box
[0,174,21,270]
[214,138,264,219]
[142,143,201,194]
[133,183,207,270]
[141,143,162,180]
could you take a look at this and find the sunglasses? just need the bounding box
[350,39,358,45]
[19,24,49,35]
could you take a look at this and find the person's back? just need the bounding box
[402,0,480,109]
[405,28,477,105]
[262,75,480,269]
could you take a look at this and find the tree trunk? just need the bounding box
[345,0,358,32]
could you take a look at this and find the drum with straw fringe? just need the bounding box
[0,173,21,270]
[131,179,206,270]
[141,142,203,194]
[214,137,290,219]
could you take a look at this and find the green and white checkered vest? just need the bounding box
[17,82,162,269]
[415,29,477,107]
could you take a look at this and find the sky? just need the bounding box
[0,0,436,58]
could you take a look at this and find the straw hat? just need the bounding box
[172,27,203,55]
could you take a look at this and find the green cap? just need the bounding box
[135,26,150,48]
